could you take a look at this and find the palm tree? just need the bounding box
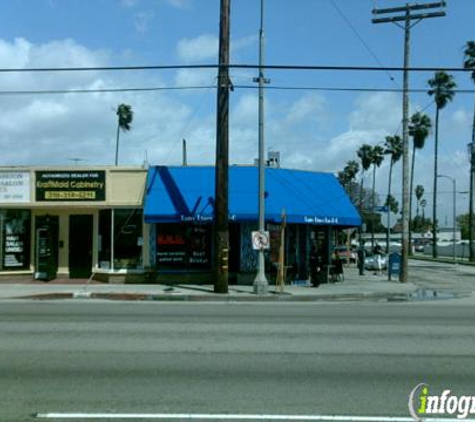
[384,135,403,252]
[115,103,134,166]
[343,160,360,204]
[408,112,432,252]
[357,144,373,212]
[415,185,425,217]
[464,40,475,261]
[428,71,456,257]
[370,145,385,248]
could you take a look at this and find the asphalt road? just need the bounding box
[409,258,475,293]
[1,300,475,421]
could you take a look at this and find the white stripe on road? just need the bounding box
[33,413,475,421]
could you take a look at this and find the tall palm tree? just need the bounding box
[415,185,425,217]
[464,40,475,261]
[384,135,403,252]
[428,71,456,258]
[357,144,373,212]
[343,159,360,204]
[408,112,432,251]
[370,145,385,249]
[115,103,134,166]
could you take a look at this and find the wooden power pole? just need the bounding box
[214,0,231,293]
[372,1,446,282]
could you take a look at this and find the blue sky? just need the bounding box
[0,0,473,223]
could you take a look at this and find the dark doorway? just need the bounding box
[69,214,93,278]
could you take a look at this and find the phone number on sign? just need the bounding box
[44,191,97,199]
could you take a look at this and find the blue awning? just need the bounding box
[144,165,361,227]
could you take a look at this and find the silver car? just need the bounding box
[364,253,387,270]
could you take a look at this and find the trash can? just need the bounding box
[388,252,402,281]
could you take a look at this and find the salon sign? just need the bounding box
[0,171,30,203]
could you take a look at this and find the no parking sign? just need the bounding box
[252,231,270,250]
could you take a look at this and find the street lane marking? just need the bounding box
[33,413,475,421]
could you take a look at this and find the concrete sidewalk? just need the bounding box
[0,266,419,302]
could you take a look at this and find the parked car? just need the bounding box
[413,238,431,252]
[334,246,357,263]
[364,253,387,270]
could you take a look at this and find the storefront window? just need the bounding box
[157,224,211,270]
[98,209,143,270]
[0,210,31,271]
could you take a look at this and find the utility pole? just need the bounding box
[372,1,446,282]
[214,0,231,293]
[253,0,270,295]
[182,139,187,166]
[468,142,475,261]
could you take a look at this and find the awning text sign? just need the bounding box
[36,171,106,201]
[0,172,30,203]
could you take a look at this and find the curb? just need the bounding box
[10,291,414,302]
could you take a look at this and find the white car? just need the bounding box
[364,253,387,270]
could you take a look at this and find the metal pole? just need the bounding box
[453,177,456,263]
[400,7,410,282]
[110,209,115,271]
[182,139,187,166]
[254,0,268,294]
[469,141,475,261]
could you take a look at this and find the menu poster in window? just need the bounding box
[157,224,211,269]
[187,226,211,268]
[3,219,26,268]
[157,228,186,266]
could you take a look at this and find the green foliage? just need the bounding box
[411,215,432,234]
[428,71,457,110]
[384,135,403,164]
[117,103,133,131]
[456,213,475,240]
[357,144,373,171]
[415,185,424,202]
[409,112,432,149]
[384,194,399,214]
[464,40,475,83]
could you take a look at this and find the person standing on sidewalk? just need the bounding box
[357,242,366,276]
[309,245,322,287]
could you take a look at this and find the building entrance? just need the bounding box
[69,214,93,278]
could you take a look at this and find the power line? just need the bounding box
[0,63,471,73]
[328,0,399,86]
[0,84,473,96]
[0,86,215,95]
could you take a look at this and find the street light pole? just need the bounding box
[468,142,475,262]
[254,0,269,295]
[437,174,456,263]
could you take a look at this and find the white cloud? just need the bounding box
[174,68,215,87]
[177,34,218,62]
[176,33,257,63]
[350,92,401,134]
[121,0,139,7]
[165,0,190,9]
[0,37,198,166]
[133,11,155,35]
[285,93,326,124]
[451,107,471,127]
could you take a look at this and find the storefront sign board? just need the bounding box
[0,171,30,203]
[36,171,106,201]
